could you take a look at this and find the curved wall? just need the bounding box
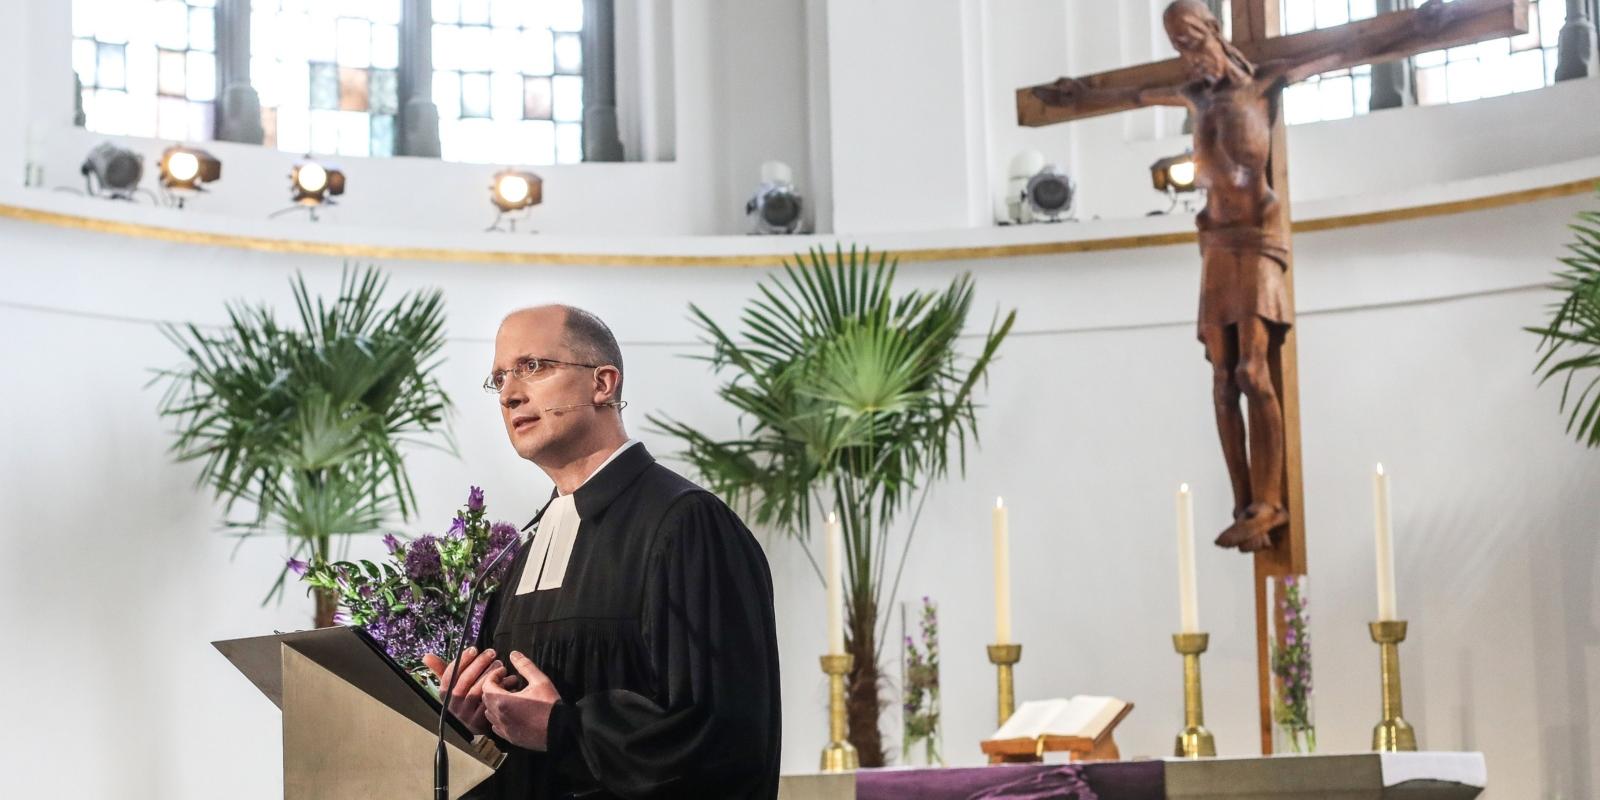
[4,159,1599,797]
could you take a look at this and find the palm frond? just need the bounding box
[152,263,456,598]
[1528,193,1600,448]
[648,244,1016,660]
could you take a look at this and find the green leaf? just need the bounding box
[151,263,457,610]
[1530,188,1600,448]
[648,245,1016,662]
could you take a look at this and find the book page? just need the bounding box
[991,698,1069,740]
[1048,695,1126,738]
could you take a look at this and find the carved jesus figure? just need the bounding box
[1033,0,1455,552]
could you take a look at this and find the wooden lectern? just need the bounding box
[214,627,505,800]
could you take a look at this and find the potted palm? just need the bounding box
[1529,193,1600,449]
[153,265,454,628]
[651,245,1015,765]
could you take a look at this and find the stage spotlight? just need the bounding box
[270,159,345,221]
[485,169,543,232]
[1025,164,1075,222]
[1150,151,1198,194]
[491,169,542,212]
[745,160,804,235]
[81,142,143,200]
[291,160,344,205]
[159,145,221,191]
[1149,151,1200,215]
[999,150,1075,224]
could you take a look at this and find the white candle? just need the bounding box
[1176,483,1200,634]
[825,512,845,655]
[1374,464,1398,621]
[993,496,1012,644]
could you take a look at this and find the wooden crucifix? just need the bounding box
[1017,0,1528,752]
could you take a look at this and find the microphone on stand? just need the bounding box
[433,506,545,800]
[540,400,629,413]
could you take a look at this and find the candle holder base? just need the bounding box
[819,654,859,772]
[1369,620,1417,752]
[821,740,860,772]
[1172,632,1216,759]
[1372,718,1417,752]
[1175,725,1216,759]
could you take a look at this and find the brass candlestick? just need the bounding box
[987,643,1022,727]
[1172,632,1217,758]
[1370,620,1417,751]
[819,654,859,771]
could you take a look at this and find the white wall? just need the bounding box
[5,181,1600,797]
[822,0,991,234]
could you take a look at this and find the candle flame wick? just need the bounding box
[995,496,1004,509]
[1376,463,1386,476]
[827,511,838,524]
[1180,482,1190,493]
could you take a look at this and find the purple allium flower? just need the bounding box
[447,514,468,537]
[1285,629,1297,646]
[286,557,308,575]
[467,486,485,513]
[405,535,443,581]
[466,600,490,642]
[476,522,521,582]
[383,533,402,554]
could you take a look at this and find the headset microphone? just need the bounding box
[540,400,629,413]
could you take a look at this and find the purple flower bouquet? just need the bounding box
[296,486,521,686]
[1270,574,1317,753]
[901,596,943,766]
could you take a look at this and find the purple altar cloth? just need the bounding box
[856,761,1165,800]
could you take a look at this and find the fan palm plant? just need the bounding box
[1529,194,1600,449]
[152,264,454,628]
[650,245,1015,765]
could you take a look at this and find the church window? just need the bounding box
[1278,0,1577,124]
[73,0,221,141]
[430,0,587,164]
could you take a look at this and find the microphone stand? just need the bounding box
[433,510,543,800]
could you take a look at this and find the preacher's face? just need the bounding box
[491,308,599,463]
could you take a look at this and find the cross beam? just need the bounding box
[1017,0,1528,126]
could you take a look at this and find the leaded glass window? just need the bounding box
[1280,0,1574,125]
[73,0,220,140]
[72,0,593,162]
[251,0,402,157]
[431,0,586,164]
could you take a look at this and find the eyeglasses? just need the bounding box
[483,356,601,393]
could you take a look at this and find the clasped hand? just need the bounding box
[423,647,562,751]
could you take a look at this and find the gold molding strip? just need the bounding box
[2,176,1593,268]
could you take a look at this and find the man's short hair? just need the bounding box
[562,306,624,399]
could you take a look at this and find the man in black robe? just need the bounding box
[422,305,782,799]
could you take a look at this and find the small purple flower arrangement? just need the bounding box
[1270,574,1317,753]
[295,486,521,685]
[901,596,943,766]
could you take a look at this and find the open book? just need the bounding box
[981,696,1133,763]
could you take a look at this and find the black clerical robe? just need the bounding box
[467,443,782,799]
